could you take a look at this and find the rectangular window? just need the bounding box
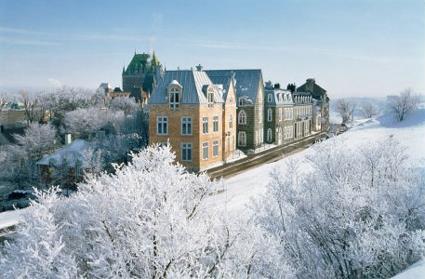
[181,117,192,135]
[202,117,208,134]
[213,116,219,132]
[213,140,219,157]
[279,108,283,121]
[157,116,168,135]
[202,142,209,160]
[181,143,192,161]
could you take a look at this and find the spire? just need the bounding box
[151,50,159,68]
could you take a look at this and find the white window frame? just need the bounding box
[157,116,168,135]
[238,131,247,146]
[213,140,219,157]
[181,143,192,161]
[181,117,192,135]
[238,110,247,125]
[202,142,209,160]
[169,87,180,110]
[267,128,272,142]
[213,116,219,132]
[202,117,209,134]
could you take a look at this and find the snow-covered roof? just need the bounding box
[36,139,91,168]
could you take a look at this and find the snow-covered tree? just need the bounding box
[0,123,57,183]
[361,102,379,118]
[388,89,420,122]
[253,137,425,278]
[109,96,139,115]
[64,107,125,139]
[336,99,356,124]
[19,91,44,124]
[0,145,291,278]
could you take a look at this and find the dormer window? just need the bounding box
[168,80,182,110]
[169,87,180,109]
[208,91,214,104]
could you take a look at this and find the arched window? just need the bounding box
[267,108,272,122]
[238,131,247,146]
[267,128,273,143]
[229,114,233,128]
[238,98,245,106]
[238,110,247,125]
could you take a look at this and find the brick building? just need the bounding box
[148,67,237,171]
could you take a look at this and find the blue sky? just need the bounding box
[0,0,424,97]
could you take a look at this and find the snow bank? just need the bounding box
[0,208,24,230]
[392,259,425,279]
[208,104,425,216]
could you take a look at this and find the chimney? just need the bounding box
[195,64,203,71]
[274,83,280,89]
[265,80,273,89]
[65,133,72,145]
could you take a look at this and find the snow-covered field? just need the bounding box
[209,105,425,217]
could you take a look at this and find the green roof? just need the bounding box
[124,52,161,75]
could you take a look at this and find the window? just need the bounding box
[238,131,247,146]
[169,87,180,109]
[157,116,168,135]
[279,108,283,121]
[213,140,219,157]
[238,110,247,125]
[213,116,219,132]
[267,128,273,142]
[181,143,192,161]
[202,142,209,160]
[268,94,273,103]
[267,108,272,122]
[181,117,192,135]
[202,117,208,134]
[208,92,214,105]
[238,98,245,106]
[229,114,233,128]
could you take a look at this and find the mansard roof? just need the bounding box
[265,87,294,106]
[206,69,263,103]
[150,69,224,105]
[292,91,313,104]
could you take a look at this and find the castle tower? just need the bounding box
[122,51,161,103]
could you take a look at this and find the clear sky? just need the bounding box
[0,0,424,97]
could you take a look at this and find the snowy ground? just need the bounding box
[393,260,425,279]
[208,105,425,217]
